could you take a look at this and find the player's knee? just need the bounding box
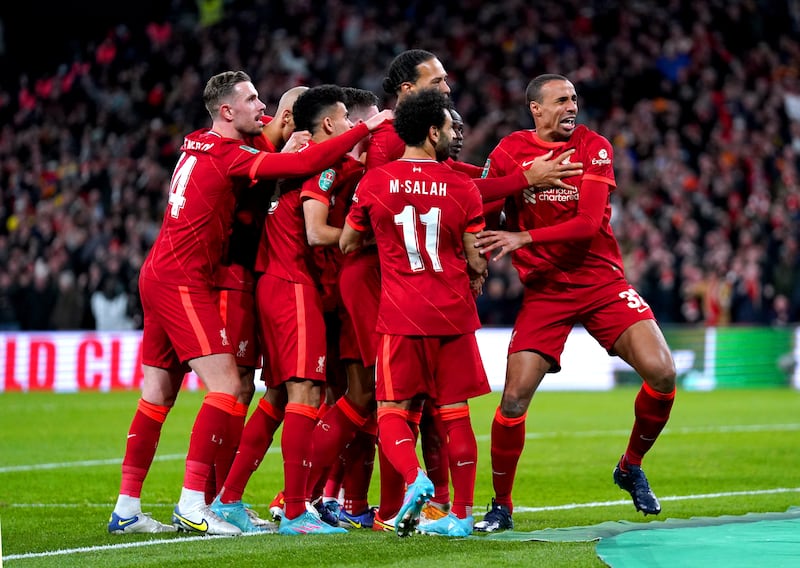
[239,381,256,405]
[644,360,676,393]
[499,395,529,419]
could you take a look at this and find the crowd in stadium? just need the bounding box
[0,0,799,331]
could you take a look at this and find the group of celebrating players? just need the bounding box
[107,48,677,538]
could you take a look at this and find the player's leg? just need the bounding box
[212,385,285,533]
[419,403,451,520]
[610,319,676,515]
[339,416,378,528]
[588,282,677,515]
[477,288,571,532]
[419,333,489,537]
[417,404,476,538]
[474,349,549,533]
[211,287,259,500]
[172,352,242,535]
[374,335,440,537]
[109,363,182,534]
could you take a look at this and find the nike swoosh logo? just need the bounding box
[491,470,507,476]
[456,461,475,467]
[173,512,208,532]
[395,438,413,445]
[116,516,138,527]
[127,434,137,439]
[639,435,657,441]
[522,159,535,167]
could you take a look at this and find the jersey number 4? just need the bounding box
[394,205,443,272]
[167,153,197,218]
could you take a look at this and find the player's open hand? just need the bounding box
[521,148,582,189]
[363,109,394,131]
[475,230,532,260]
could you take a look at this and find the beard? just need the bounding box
[434,135,451,161]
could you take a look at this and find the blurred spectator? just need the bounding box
[0,268,21,330]
[50,269,87,330]
[769,294,792,327]
[19,259,58,330]
[0,0,798,328]
[90,272,134,331]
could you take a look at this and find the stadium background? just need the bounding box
[0,1,798,390]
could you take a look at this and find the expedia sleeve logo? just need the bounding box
[591,148,611,166]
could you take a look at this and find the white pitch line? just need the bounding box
[0,448,282,474]
[3,487,799,561]
[0,454,185,474]
[2,532,264,561]
[2,423,798,474]
[514,487,800,512]
[474,423,800,442]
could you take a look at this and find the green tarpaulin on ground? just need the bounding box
[481,507,800,567]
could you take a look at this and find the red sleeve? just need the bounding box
[483,198,505,216]
[365,121,404,169]
[300,185,331,206]
[527,178,607,243]
[474,170,528,203]
[445,158,484,178]
[253,123,368,179]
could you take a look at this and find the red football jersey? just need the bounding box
[308,155,366,293]
[346,158,485,335]
[213,121,279,290]
[485,124,623,285]
[144,121,367,287]
[257,143,365,285]
[141,128,273,286]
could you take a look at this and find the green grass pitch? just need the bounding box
[1,388,798,567]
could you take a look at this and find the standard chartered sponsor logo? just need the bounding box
[538,188,579,201]
[524,186,579,205]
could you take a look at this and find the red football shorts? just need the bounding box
[140,277,234,369]
[375,333,490,405]
[217,288,260,369]
[510,276,656,372]
[338,254,380,367]
[256,273,327,387]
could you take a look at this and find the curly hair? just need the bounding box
[393,88,450,147]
